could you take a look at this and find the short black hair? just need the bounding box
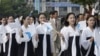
[49,11,53,15]
[51,10,58,15]
[77,14,83,18]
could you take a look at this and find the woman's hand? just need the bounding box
[89,37,94,42]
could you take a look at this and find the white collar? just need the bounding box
[87,27,94,33]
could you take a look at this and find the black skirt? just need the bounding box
[18,39,35,56]
[81,37,96,56]
[0,44,4,56]
[10,33,19,56]
[36,34,51,56]
[27,39,35,56]
[61,36,81,56]
[2,33,18,56]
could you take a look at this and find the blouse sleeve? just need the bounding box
[60,27,69,51]
[15,28,30,44]
[81,30,91,50]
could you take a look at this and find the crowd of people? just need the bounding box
[0,10,100,56]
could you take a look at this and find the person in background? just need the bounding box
[94,13,99,22]
[81,15,96,56]
[61,17,65,28]
[77,12,90,32]
[7,16,14,23]
[49,11,53,20]
[29,16,36,26]
[0,17,8,56]
[49,10,61,56]
[29,15,38,55]
[0,16,7,25]
[0,17,1,24]
[94,13,100,56]
[76,14,84,23]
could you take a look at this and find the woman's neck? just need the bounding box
[24,24,28,28]
[89,26,94,31]
[70,24,75,30]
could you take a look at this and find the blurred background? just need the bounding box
[0,0,100,17]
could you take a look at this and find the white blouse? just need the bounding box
[60,26,80,56]
[61,26,80,43]
[81,27,94,50]
[36,22,53,34]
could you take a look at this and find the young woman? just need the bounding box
[36,13,53,56]
[60,13,81,56]
[81,15,96,56]
[0,17,8,56]
[17,16,36,56]
[29,16,36,26]
[29,16,38,55]
[5,16,19,56]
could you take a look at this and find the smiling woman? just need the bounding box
[60,13,81,56]
[35,13,53,56]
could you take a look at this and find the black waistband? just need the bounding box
[86,37,92,40]
[69,36,80,38]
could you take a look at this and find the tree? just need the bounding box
[0,0,31,17]
[70,0,96,14]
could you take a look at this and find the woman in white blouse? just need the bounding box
[60,13,81,56]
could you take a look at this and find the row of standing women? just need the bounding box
[0,12,100,56]
[0,13,54,56]
[60,13,100,56]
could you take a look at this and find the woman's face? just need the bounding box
[29,17,34,24]
[39,14,46,23]
[79,15,84,21]
[1,18,6,25]
[67,14,76,26]
[8,16,14,23]
[24,16,30,25]
[87,17,95,27]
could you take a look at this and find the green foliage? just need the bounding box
[0,0,31,17]
[32,10,38,17]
